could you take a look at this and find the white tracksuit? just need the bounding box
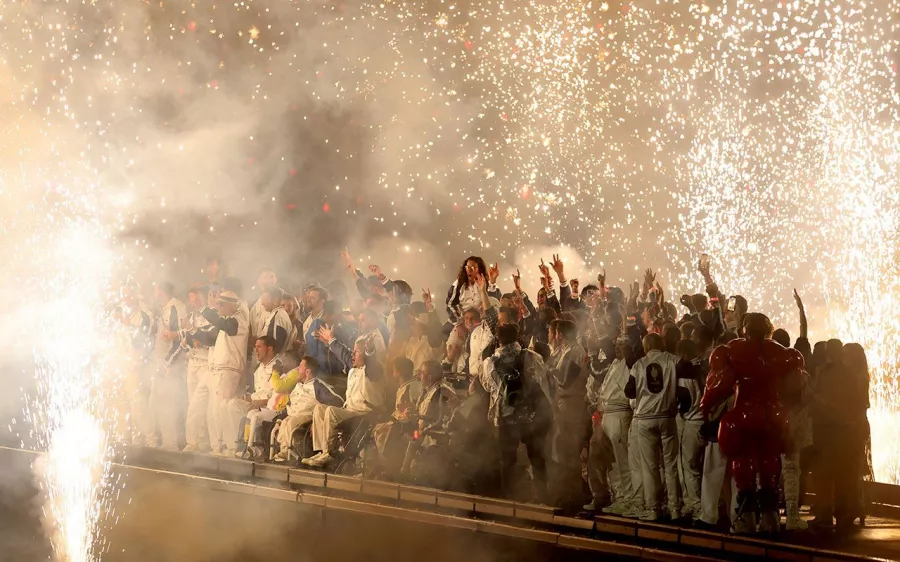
[184,308,213,449]
[205,306,249,451]
[677,358,706,516]
[588,358,635,506]
[630,350,682,514]
[263,306,294,354]
[311,352,384,454]
[240,357,280,447]
[150,298,188,449]
[277,375,343,450]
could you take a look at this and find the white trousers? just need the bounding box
[207,369,250,451]
[150,366,187,449]
[184,362,211,449]
[311,404,364,455]
[186,358,208,404]
[677,417,705,514]
[589,411,633,504]
[637,417,682,513]
[699,441,738,525]
[246,408,279,447]
[588,421,616,505]
[277,413,313,450]
[627,418,644,508]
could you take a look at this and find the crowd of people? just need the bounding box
[114,250,874,535]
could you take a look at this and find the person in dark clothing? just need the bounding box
[810,338,868,530]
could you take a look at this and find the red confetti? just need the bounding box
[798,46,805,54]
[248,157,255,165]
[500,112,508,121]
[316,70,324,78]
[290,104,298,111]
[322,203,331,213]
[622,4,630,12]
[453,202,460,211]
[289,169,297,177]
[464,40,474,51]
[521,185,531,199]
[596,23,604,29]
[187,21,197,32]
[209,80,218,88]
[285,203,297,210]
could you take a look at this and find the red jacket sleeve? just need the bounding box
[700,344,735,415]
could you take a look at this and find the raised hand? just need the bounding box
[538,258,550,279]
[512,268,522,292]
[793,288,804,310]
[488,263,500,285]
[551,254,564,277]
[475,272,487,291]
[597,269,606,287]
[340,247,355,272]
[422,288,433,310]
[643,268,656,288]
[315,324,334,344]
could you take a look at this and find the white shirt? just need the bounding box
[345,361,383,413]
[630,349,679,420]
[250,357,278,401]
[446,327,468,375]
[467,323,493,378]
[595,359,632,414]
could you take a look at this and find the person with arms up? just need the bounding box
[150,282,188,450]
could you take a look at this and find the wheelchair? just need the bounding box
[331,412,388,476]
[236,411,286,461]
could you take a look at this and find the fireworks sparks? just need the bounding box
[1,0,900,557]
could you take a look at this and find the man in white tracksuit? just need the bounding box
[182,287,215,452]
[272,355,344,462]
[624,333,682,521]
[303,329,385,468]
[676,341,706,520]
[150,282,188,450]
[587,337,637,515]
[235,336,286,457]
[261,286,295,359]
[199,291,249,455]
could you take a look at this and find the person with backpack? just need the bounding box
[481,323,554,502]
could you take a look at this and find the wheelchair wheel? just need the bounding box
[335,456,362,477]
[291,422,314,461]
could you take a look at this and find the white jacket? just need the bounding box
[467,323,493,378]
[405,335,434,372]
[598,359,633,414]
[155,298,188,364]
[264,306,294,352]
[249,297,268,339]
[630,349,678,420]
[286,377,343,418]
[250,357,278,401]
[209,306,249,374]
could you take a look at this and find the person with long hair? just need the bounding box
[842,342,873,527]
[445,255,500,323]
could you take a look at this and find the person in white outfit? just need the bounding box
[587,337,637,515]
[181,287,217,452]
[675,339,707,520]
[248,269,278,370]
[260,286,294,357]
[272,355,344,462]
[624,333,684,521]
[303,328,385,468]
[150,282,188,450]
[198,290,249,455]
[236,336,288,458]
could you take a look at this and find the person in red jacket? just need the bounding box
[700,313,804,534]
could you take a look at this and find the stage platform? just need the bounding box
[1,446,899,562]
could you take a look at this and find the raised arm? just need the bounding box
[202,307,238,336]
[793,289,808,340]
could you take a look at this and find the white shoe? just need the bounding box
[182,444,199,453]
[273,449,290,463]
[622,505,645,519]
[639,509,661,522]
[301,452,325,465]
[583,502,597,511]
[601,501,629,515]
[306,453,333,468]
[669,508,682,521]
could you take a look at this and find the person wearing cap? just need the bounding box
[196,290,250,455]
[150,281,188,450]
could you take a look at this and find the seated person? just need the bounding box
[271,356,344,462]
[401,361,460,475]
[233,336,282,457]
[372,357,424,475]
[302,329,385,468]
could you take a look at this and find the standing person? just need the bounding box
[261,286,293,357]
[547,318,589,511]
[482,323,553,502]
[203,290,250,455]
[445,256,500,323]
[306,301,356,375]
[205,257,223,295]
[625,333,682,521]
[843,343,873,528]
[181,287,215,452]
[811,340,869,530]
[676,339,706,521]
[302,286,328,342]
[701,313,804,534]
[151,282,188,450]
[587,337,637,515]
[249,269,278,359]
